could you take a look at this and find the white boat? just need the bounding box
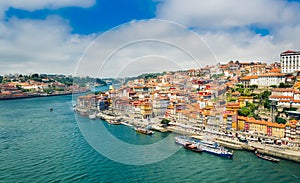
[175,136,234,158]
[135,127,154,135]
[89,114,96,120]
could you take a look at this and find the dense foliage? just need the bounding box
[276,117,287,124]
[161,118,171,126]
[238,102,257,117]
[0,73,107,88]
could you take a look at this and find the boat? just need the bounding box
[184,143,203,153]
[255,151,280,163]
[108,120,121,125]
[120,121,134,127]
[49,108,53,112]
[135,127,154,135]
[175,136,190,146]
[196,140,233,158]
[175,136,233,158]
[88,114,96,120]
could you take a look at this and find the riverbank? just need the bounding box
[0,90,89,100]
[3,94,300,182]
[166,125,300,163]
[75,107,300,163]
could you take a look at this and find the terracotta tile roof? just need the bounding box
[226,103,240,107]
[259,73,285,77]
[267,122,285,128]
[240,75,258,80]
[282,50,297,54]
[269,68,281,73]
[278,100,290,102]
[269,95,293,99]
[271,88,294,92]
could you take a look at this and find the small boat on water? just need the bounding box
[175,136,233,158]
[88,114,96,120]
[175,136,188,146]
[184,143,203,153]
[135,127,154,135]
[255,151,280,163]
[108,120,121,125]
[120,122,134,127]
[197,140,233,158]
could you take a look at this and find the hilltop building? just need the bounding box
[280,50,300,74]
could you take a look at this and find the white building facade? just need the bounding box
[280,50,300,74]
[257,73,285,87]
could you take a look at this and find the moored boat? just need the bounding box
[135,127,154,135]
[193,140,233,158]
[88,114,96,120]
[175,136,233,158]
[184,143,203,153]
[175,136,189,146]
[108,120,121,125]
[255,151,280,163]
[199,143,233,158]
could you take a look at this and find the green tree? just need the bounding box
[261,90,271,100]
[243,88,251,96]
[237,88,244,94]
[238,102,257,117]
[276,117,287,124]
[238,107,251,116]
[230,87,236,92]
[236,83,244,88]
[270,85,277,88]
[229,97,237,102]
[96,78,107,86]
[264,99,271,109]
[279,82,285,88]
[161,118,171,126]
[31,73,39,78]
[250,84,258,90]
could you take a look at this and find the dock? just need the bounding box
[214,138,243,150]
[150,125,169,132]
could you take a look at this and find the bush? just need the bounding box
[161,118,170,126]
[276,117,286,124]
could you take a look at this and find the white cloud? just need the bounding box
[76,20,218,78]
[0,0,95,19]
[0,0,95,11]
[1,0,300,77]
[0,1,97,75]
[155,0,300,63]
[156,0,300,30]
[201,31,279,62]
[0,16,95,75]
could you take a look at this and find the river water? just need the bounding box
[0,94,299,182]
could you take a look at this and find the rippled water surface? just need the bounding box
[0,95,299,182]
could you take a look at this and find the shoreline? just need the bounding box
[166,125,300,163]
[0,91,88,101]
[75,108,300,163]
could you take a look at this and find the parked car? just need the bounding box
[262,139,274,144]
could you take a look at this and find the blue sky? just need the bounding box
[1,0,300,76]
[5,0,157,34]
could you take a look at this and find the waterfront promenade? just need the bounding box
[166,125,300,163]
[77,108,300,163]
